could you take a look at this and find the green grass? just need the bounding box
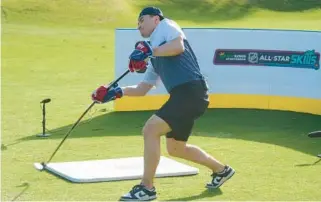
[2,0,321,201]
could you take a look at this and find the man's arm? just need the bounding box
[122,60,159,96]
[91,63,157,103]
[121,82,154,96]
[153,35,185,57]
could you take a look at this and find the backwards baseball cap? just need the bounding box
[138,6,164,20]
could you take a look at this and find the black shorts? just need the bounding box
[155,80,209,142]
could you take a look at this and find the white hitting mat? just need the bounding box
[39,156,199,183]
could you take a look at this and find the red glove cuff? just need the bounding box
[136,42,149,53]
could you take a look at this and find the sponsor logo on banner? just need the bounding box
[213,49,320,70]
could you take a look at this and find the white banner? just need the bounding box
[115,28,321,114]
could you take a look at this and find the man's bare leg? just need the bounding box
[166,138,225,173]
[141,115,171,189]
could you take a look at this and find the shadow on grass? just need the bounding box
[131,0,321,24]
[133,0,252,23]
[251,0,321,12]
[11,182,30,201]
[165,188,223,201]
[295,158,321,167]
[11,108,321,158]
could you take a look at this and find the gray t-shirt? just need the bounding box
[142,19,204,93]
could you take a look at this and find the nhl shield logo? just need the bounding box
[248,52,258,64]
